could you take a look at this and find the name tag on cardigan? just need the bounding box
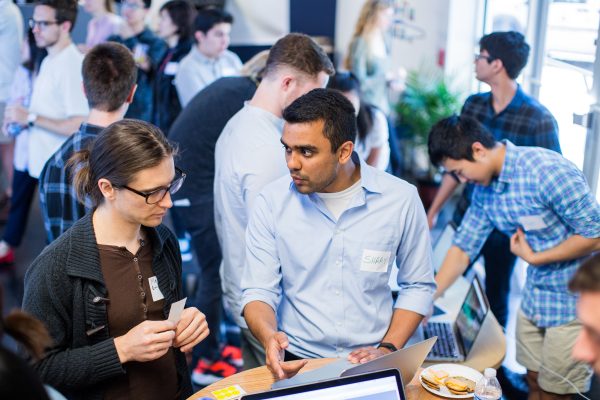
[148,276,165,301]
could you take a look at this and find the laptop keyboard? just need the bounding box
[423,322,460,359]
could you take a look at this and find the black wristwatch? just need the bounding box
[377,342,398,352]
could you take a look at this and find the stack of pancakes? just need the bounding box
[444,376,476,395]
[421,369,476,396]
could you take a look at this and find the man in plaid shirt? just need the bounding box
[427,31,561,329]
[39,42,137,242]
[429,116,600,399]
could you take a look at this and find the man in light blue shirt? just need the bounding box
[429,116,600,398]
[214,33,334,371]
[241,89,435,380]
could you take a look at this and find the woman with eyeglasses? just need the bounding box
[23,119,208,400]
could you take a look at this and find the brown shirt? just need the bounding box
[99,239,179,400]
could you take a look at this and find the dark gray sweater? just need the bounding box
[23,213,192,400]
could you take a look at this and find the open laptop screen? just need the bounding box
[243,369,405,400]
[455,276,488,355]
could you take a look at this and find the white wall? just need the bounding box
[227,0,290,45]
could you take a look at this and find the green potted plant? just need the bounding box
[395,68,463,209]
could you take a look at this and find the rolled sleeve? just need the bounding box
[240,192,283,317]
[393,186,436,316]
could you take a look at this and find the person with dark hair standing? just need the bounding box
[214,33,334,372]
[108,0,167,122]
[327,72,390,170]
[1,0,88,265]
[24,119,209,400]
[242,88,434,380]
[153,0,195,134]
[169,50,268,385]
[174,7,242,106]
[39,42,137,243]
[429,115,600,399]
[570,253,600,375]
[426,31,561,329]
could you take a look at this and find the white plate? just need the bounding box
[419,363,483,399]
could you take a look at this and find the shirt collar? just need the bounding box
[495,139,517,188]
[504,84,525,112]
[79,123,104,136]
[192,46,221,65]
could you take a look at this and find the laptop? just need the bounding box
[271,336,436,390]
[244,368,406,400]
[423,275,489,361]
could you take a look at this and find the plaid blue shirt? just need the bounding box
[39,123,102,243]
[461,85,561,152]
[454,141,600,327]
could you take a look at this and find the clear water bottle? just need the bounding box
[6,122,24,137]
[474,368,502,400]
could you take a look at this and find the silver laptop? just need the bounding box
[244,368,406,400]
[423,275,489,361]
[271,337,436,390]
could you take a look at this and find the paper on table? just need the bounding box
[167,297,187,324]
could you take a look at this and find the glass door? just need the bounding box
[538,0,600,199]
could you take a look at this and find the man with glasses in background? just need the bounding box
[2,0,88,263]
[426,31,562,331]
[39,42,138,242]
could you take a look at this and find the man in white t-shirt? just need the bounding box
[2,0,88,263]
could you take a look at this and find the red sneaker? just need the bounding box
[192,359,239,386]
[0,248,14,267]
[221,345,243,368]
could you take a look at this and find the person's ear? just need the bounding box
[195,31,205,44]
[280,75,294,92]
[491,58,504,74]
[98,178,117,201]
[338,141,355,164]
[126,84,138,103]
[471,141,487,161]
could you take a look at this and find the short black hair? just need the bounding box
[480,31,530,79]
[283,88,357,153]
[37,0,78,32]
[83,43,137,112]
[161,0,196,41]
[428,115,496,166]
[193,6,232,35]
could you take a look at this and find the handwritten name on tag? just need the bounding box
[360,249,391,272]
[148,276,164,302]
[518,215,548,231]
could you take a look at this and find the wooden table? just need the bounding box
[190,359,437,400]
[190,276,506,399]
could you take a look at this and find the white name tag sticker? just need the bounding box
[164,61,179,75]
[518,215,548,231]
[168,297,187,324]
[148,276,164,302]
[360,249,391,272]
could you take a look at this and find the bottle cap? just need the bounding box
[484,367,496,378]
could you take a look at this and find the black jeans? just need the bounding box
[171,199,223,363]
[4,170,37,247]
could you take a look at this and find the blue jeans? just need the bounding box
[4,170,37,247]
[171,200,223,363]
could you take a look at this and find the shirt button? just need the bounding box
[133,257,138,262]
[137,274,142,281]
[337,322,342,326]
[335,290,340,296]
[143,305,147,312]
[140,291,146,298]
[335,260,341,266]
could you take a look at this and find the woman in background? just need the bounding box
[328,72,390,170]
[345,0,395,114]
[23,120,209,400]
[153,0,195,134]
[81,0,123,52]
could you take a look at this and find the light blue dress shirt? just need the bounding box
[241,157,436,358]
[214,103,288,328]
[454,141,600,327]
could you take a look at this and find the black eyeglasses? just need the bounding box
[117,167,186,204]
[474,53,494,63]
[28,18,60,29]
